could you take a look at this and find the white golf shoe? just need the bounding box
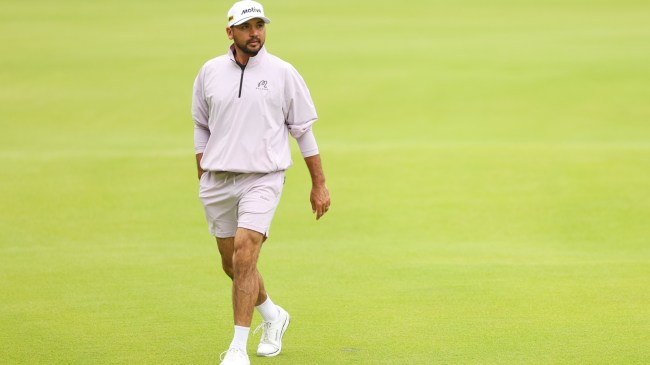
[219,348,250,365]
[254,306,290,357]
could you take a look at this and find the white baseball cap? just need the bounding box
[227,1,271,27]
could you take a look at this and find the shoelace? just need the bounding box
[253,321,272,343]
[219,348,245,361]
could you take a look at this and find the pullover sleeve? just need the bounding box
[192,67,210,154]
[284,65,318,139]
[295,128,319,158]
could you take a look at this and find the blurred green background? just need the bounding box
[1,0,649,364]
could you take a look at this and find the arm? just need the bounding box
[304,154,330,220]
[192,67,209,180]
[282,65,328,218]
[194,123,209,179]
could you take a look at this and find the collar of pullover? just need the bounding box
[228,44,267,68]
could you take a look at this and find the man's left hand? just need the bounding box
[310,184,330,220]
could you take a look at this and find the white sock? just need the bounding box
[229,325,250,351]
[256,296,279,322]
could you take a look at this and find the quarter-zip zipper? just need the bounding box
[237,62,246,98]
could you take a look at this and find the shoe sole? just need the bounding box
[257,312,290,357]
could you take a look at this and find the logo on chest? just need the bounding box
[256,80,269,91]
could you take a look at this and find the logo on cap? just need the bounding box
[241,7,262,15]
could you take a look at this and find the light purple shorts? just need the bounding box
[199,171,285,238]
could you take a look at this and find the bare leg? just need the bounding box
[232,228,265,326]
[216,231,267,316]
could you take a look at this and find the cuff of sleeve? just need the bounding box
[296,129,319,158]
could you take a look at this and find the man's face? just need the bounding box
[227,18,266,56]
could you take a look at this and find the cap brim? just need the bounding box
[230,16,271,27]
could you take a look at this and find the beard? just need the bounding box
[235,37,264,56]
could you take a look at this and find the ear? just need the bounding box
[226,27,234,40]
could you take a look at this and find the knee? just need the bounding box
[233,246,257,276]
[217,240,235,279]
[221,261,234,279]
[233,247,254,271]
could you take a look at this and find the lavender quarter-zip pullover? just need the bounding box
[193,45,319,173]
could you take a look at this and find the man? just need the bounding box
[191,1,330,364]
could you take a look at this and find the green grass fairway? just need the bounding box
[1,0,649,364]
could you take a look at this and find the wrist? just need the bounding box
[311,178,326,187]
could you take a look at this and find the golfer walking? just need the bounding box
[192,1,330,364]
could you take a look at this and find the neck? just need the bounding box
[233,46,252,66]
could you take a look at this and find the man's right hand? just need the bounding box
[196,153,204,180]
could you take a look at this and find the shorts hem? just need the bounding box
[238,223,269,237]
[210,228,237,238]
